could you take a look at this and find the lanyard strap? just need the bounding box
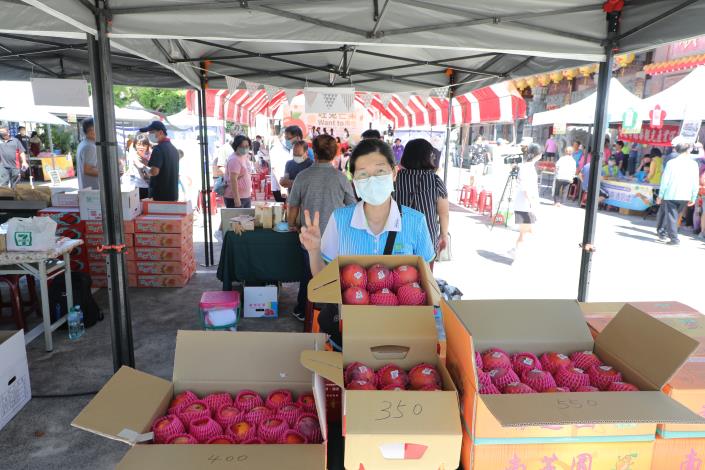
[383,200,402,255]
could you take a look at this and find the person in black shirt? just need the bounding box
[15,127,29,153]
[139,121,180,201]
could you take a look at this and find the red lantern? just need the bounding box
[649,105,666,129]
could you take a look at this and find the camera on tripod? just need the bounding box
[503,155,523,165]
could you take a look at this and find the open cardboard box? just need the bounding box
[308,255,441,313]
[72,331,329,470]
[442,299,705,446]
[302,308,462,470]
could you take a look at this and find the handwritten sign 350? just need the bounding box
[376,400,424,421]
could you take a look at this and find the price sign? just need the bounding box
[376,399,424,421]
[207,454,248,465]
[556,398,598,410]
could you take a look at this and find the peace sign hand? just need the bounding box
[299,209,321,252]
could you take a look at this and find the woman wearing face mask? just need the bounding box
[223,135,253,208]
[279,140,312,190]
[299,139,435,277]
[126,135,152,199]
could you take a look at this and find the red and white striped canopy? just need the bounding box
[186,81,525,128]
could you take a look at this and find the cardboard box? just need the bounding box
[136,261,190,275]
[582,302,705,438]
[79,188,141,221]
[463,427,654,470]
[0,330,31,431]
[56,223,85,240]
[442,300,705,452]
[134,247,184,262]
[37,207,81,226]
[85,234,134,248]
[135,215,191,235]
[85,220,135,235]
[51,190,79,207]
[302,308,462,470]
[243,285,278,318]
[651,435,705,469]
[141,199,192,216]
[134,233,191,248]
[72,331,329,470]
[89,260,137,276]
[137,272,192,288]
[307,255,441,314]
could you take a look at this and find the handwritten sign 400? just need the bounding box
[376,400,424,421]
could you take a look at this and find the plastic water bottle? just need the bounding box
[68,306,85,340]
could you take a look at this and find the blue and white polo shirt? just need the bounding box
[320,200,435,263]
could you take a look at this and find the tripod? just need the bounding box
[489,165,519,230]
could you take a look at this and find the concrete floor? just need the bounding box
[0,238,305,470]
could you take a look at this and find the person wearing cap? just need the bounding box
[656,137,699,245]
[511,143,542,259]
[139,121,180,201]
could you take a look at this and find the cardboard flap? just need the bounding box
[300,350,344,387]
[447,299,594,354]
[173,331,326,389]
[118,444,325,470]
[595,304,699,390]
[307,258,342,304]
[344,309,437,369]
[71,367,172,443]
[481,391,705,427]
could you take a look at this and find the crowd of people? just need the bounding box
[541,133,703,246]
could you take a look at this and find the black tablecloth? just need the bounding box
[216,229,306,289]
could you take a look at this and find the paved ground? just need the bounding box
[1,169,703,469]
[436,165,705,313]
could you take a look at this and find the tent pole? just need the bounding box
[577,9,620,302]
[199,65,214,266]
[442,73,455,185]
[86,5,134,371]
[196,87,211,267]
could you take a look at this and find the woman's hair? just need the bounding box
[650,147,662,157]
[349,139,394,174]
[312,134,338,162]
[400,139,436,170]
[135,136,151,149]
[30,131,38,138]
[231,135,252,152]
[526,143,543,159]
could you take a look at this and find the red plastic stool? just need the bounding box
[568,182,579,201]
[264,176,273,200]
[580,191,588,207]
[459,185,472,206]
[478,191,493,216]
[196,190,217,215]
[0,275,38,330]
[470,187,479,210]
[477,190,487,213]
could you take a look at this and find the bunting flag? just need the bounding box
[359,92,374,109]
[380,93,393,106]
[245,81,259,96]
[284,89,299,104]
[414,89,431,103]
[225,76,241,95]
[396,92,411,105]
[432,86,449,99]
[304,87,356,113]
[262,84,279,100]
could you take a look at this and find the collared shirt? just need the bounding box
[288,162,356,233]
[659,154,699,202]
[545,138,557,153]
[76,138,100,189]
[0,137,24,169]
[320,200,435,263]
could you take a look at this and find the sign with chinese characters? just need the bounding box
[602,180,657,211]
[617,124,680,146]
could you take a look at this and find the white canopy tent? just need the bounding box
[0,104,69,126]
[531,78,643,126]
[639,66,705,121]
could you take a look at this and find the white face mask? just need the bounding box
[353,173,394,206]
[293,156,306,164]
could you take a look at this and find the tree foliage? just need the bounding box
[113,86,186,115]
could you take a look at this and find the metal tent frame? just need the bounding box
[1,0,703,371]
